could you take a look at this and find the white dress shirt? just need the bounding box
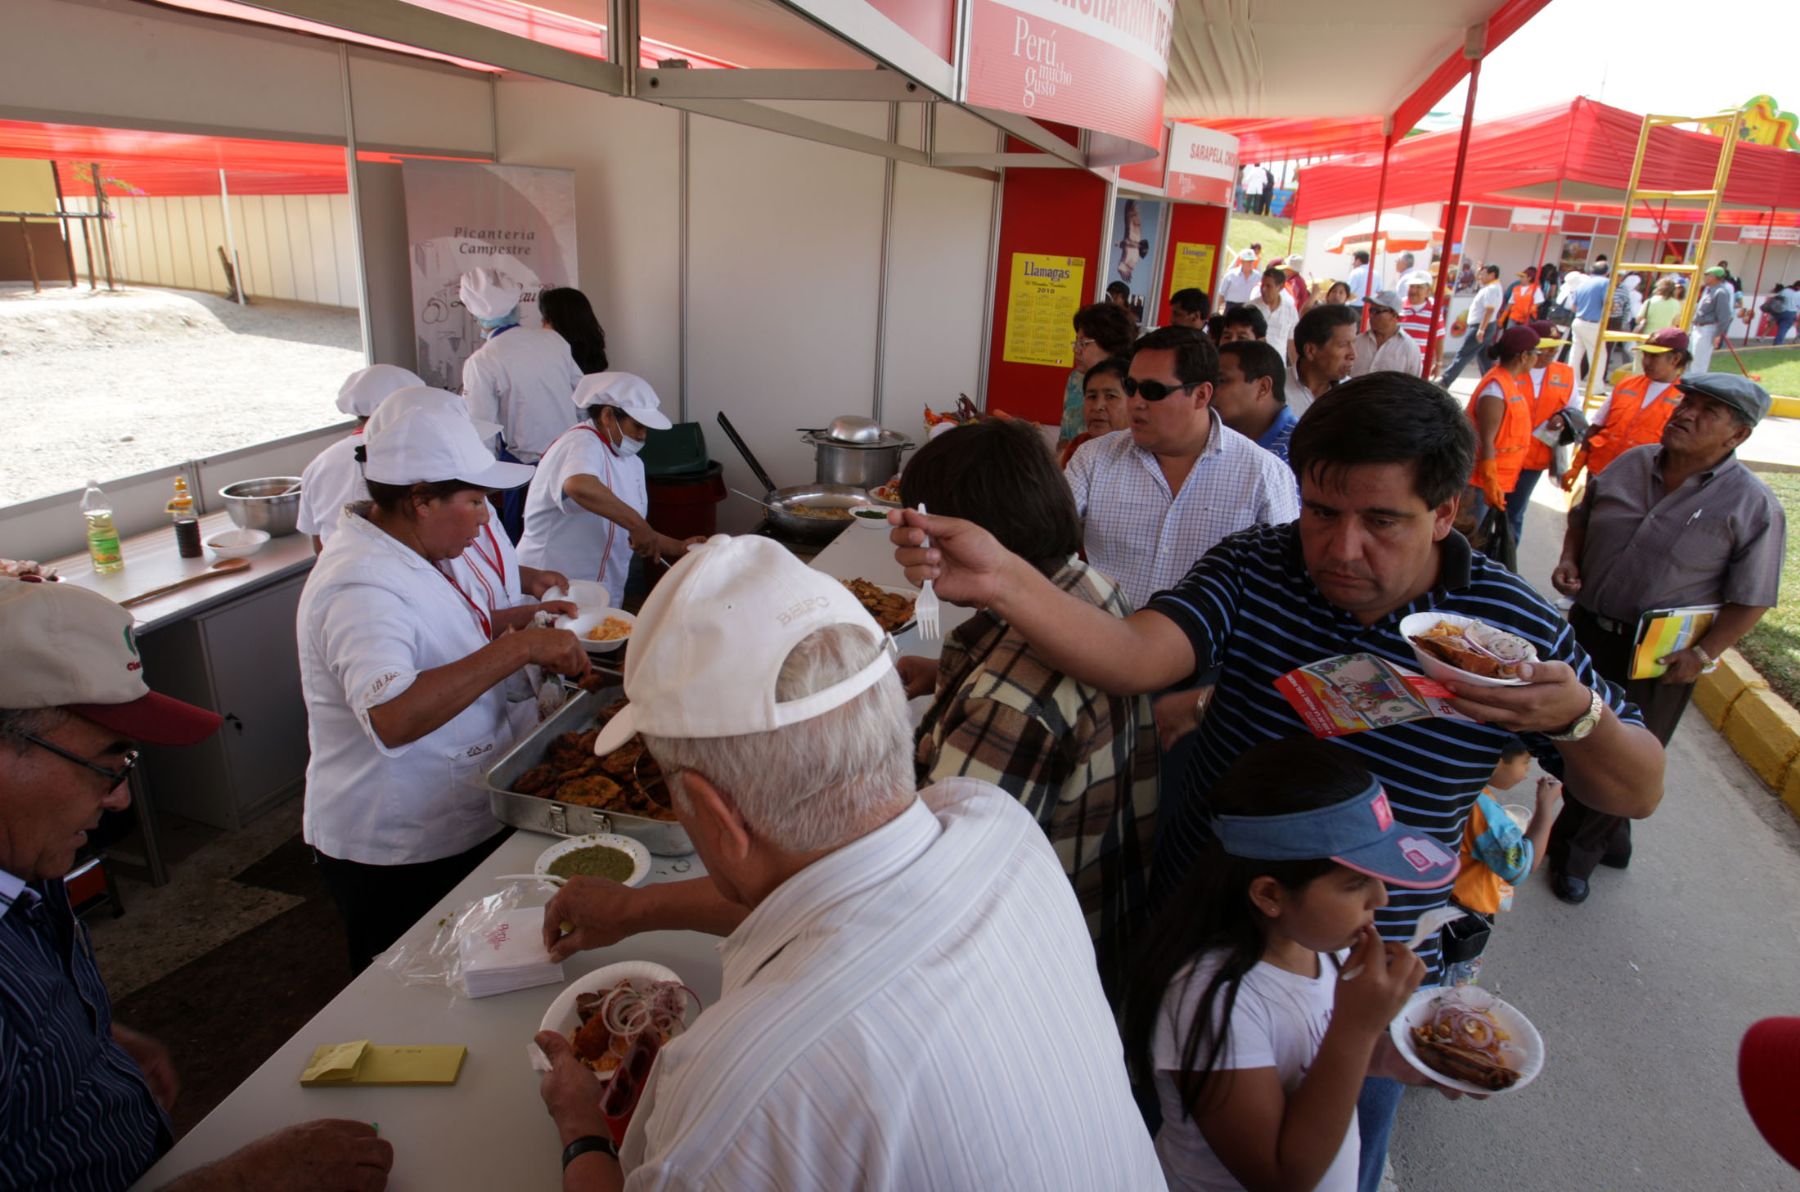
[461,326,582,462]
[1249,290,1300,360]
[1218,267,1263,307]
[297,512,522,865]
[1346,264,1383,299]
[1285,374,1324,417]
[1066,419,1300,611]
[619,779,1166,1192]
[1466,281,1503,330]
[1349,329,1423,377]
[517,424,646,601]
[295,432,368,543]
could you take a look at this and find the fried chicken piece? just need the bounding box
[597,700,629,725]
[598,739,645,779]
[513,763,559,796]
[552,775,624,808]
[572,1012,614,1064]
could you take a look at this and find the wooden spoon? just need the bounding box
[120,558,250,608]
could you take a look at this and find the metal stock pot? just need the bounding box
[802,426,913,489]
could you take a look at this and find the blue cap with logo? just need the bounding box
[1213,778,1460,889]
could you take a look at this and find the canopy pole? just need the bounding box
[1746,206,1775,345]
[1362,123,1393,330]
[1423,32,1484,377]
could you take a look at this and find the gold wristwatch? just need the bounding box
[1548,687,1604,742]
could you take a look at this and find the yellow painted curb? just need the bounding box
[1782,761,1800,820]
[1769,394,1800,421]
[1694,649,1766,729]
[1722,690,1800,790]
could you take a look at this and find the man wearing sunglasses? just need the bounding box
[0,578,395,1191]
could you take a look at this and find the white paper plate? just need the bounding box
[557,608,637,654]
[1390,986,1545,1095]
[529,960,685,1073]
[533,833,651,888]
[1399,611,1532,688]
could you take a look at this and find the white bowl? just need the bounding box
[851,507,894,533]
[533,833,651,888]
[1390,985,1544,1095]
[1398,611,1532,688]
[529,960,686,1073]
[557,608,637,655]
[206,528,270,559]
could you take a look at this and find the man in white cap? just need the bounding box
[300,396,588,971]
[459,267,584,540]
[1217,247,1263,311]
[0,579,397,1190]
[297,363,426,551]
[518,372,694,607]
[1349,290,1423,378]
[532,537,1163,1190]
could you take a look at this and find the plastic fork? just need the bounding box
[914,502,940,641]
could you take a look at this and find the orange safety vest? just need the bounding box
[1505,283,1538,326]
[1467,366,1534,492]
[1586,374,1684,476]
[1521,362,1575,471]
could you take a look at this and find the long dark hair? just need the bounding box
[1123,738,1375,1116]
[539,287,609,374]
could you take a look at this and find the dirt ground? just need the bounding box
[0,283,365,506]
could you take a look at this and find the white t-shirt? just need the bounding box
[297,511,524,865]
[295,432,369,543]
[1152,949,1357,1192]
[1249,291,1299,361]
[1467,282,1504,329]
[461,326,582,462]
[1240,164,1269,195]
[1345,265,1382,300]
[517,423,646,603]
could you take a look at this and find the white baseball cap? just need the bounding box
[337,364,426,417]
[572,371,673,431]
[1236,248,1258,262]
[0,579,222,745]
[1404,270,1434,289]
[363,388,534,488]
[593,536,894,756]
[459,268,523,321]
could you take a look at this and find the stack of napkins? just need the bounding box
[458,908,565,998]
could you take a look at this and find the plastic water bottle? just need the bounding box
[81,480,123,573]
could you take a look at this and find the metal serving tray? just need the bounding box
[485,687,693,856]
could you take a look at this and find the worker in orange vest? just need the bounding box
[1562,327,1691,489]
[1467,324,1541,538]
[1504,320,1579,544]
[1502,264,1543,329]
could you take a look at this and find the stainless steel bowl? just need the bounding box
[766,483,872,543]
[219,476,303,537]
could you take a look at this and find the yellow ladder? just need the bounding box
[1582,108,1745,409]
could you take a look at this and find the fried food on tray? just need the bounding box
[1410,996,1522,1091]
[1409,619,1537,680]
[553,774,624,808]
[790,504,854,520]
[585,616,632,642]
[841,577,915,634]
[513,763,559,795]
[512,720,677,822]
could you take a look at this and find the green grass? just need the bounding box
[1225,213,1306,263]
[1737,469,1800,706]
[1715,346,1800,400]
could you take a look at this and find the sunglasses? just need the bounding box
[1121,377,1201,402]
[18,731,140,788]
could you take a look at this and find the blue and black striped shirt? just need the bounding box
[1,870,170,1191]
[1146,524,1640,973]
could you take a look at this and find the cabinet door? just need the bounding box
[199,572,311,825]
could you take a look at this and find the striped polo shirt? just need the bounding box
[1145,524,1639,973]
[1,869,171,1190]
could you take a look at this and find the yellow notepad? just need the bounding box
[299,1041,467,1087]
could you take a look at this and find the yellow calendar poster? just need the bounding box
[1001,253,1087,367]
[1169,242,1216,300]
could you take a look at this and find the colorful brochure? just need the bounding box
[1276,653,1471,738]
[1631,605,1720,680]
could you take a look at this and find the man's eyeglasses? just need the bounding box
[1121,377,1202,403]
[17,731,139,787]
[1071,336,1095,353]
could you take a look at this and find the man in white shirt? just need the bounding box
[1240,162,1270,215]
[1287,303,1360,416]
[533,537,1165,1191]
[1218,248,1263,311]
[1248,266,1300,362]
[1690,266,1735,372]
[1065,327,1299,611]
[1436,263,1503,387]
[1350,291,1423,378]
[1346,250,1382,303]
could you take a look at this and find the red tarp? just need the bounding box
[1290,98,1800,223]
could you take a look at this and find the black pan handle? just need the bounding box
[716,412,780,495]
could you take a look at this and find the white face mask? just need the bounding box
[607,418,646,457]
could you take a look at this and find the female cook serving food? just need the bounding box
[298,396,591,973]
[517,372,695,606]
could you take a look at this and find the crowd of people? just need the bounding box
[0,240,1789,1191]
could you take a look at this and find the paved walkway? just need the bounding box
[1388,446,1800,1189]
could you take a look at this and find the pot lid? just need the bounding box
[825,414,884,443]
[804,428,912,449]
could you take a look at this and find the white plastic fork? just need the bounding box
[914,502,941,641]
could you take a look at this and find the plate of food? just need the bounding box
[851,506,894,532]
[559,609,637,655]
[1390,985,1543,1095]
[869,481,902,506]
[841,576,916,634]
[532,962,703,1077]
[1399,612,1537,688]
[534,832,651,887]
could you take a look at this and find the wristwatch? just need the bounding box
[563,1135,618,1168]
[1548,686,1605,742]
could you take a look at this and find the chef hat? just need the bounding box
[337,364,426,417]
[460,269,524,322]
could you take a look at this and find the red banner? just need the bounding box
[962,0,1172,156]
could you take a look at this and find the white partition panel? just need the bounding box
[685,113,888,532]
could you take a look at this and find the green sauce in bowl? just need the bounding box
[547,845,636,882]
